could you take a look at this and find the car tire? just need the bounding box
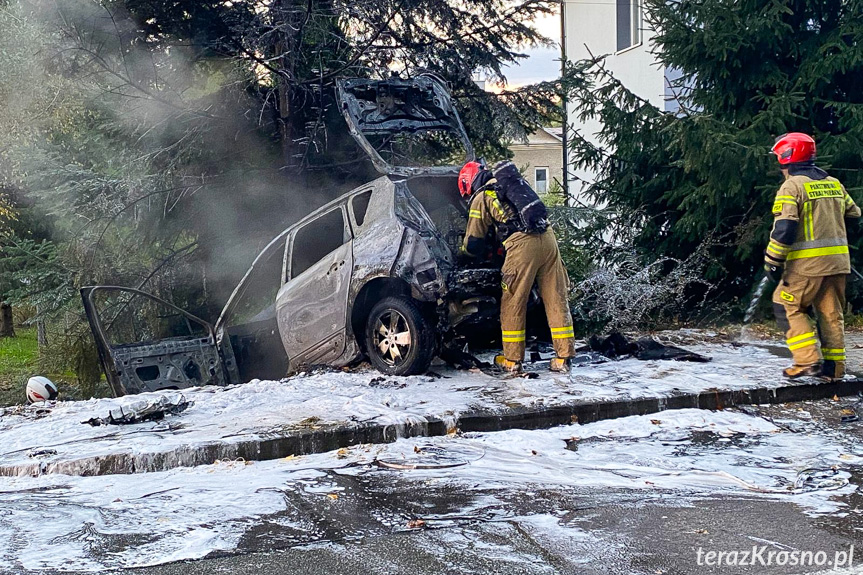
[365,296,435,376]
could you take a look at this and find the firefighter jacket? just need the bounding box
[461,183,575,361]
[765,174,861,277]
[461,183,530,257]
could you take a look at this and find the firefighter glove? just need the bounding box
[764,263,783,284]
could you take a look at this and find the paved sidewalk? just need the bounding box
[1,334,861,478]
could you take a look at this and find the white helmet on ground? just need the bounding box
[26,376,58,404]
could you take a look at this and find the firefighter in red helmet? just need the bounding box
[765,132,860,380]
[458,160,575,373]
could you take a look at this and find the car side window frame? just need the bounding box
[285,204,352,282]
[348,188,374,232]
[284,232,296,284]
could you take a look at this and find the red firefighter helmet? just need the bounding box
[772,132,816,165]
[458,161,484,197]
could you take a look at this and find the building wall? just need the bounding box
[509,131,564,193]
[562,0,667,198]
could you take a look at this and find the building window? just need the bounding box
[617,0,642,52]
[535,167,548,193]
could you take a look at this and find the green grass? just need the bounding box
[0,327,90,406]
[0,326,40,406]
[0,326,38,368]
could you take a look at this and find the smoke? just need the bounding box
[0,0,365,318]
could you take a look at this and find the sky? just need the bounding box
[500,9,563,87]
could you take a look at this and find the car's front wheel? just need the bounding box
[364,296,435,376]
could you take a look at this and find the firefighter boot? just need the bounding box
[783,364,822,379]
[494,354,522,374]
[549,357,571,373]
[821,360,846,382]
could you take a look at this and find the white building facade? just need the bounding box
[562,0,676,198]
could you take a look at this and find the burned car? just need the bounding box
[82,74,504,396]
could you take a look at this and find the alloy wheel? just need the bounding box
[372,309,413,366]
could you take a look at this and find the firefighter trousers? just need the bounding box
[772,272,847,377]
[499,228,575,361]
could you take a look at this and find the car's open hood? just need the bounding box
[336,74,475,177]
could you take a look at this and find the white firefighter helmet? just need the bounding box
[26,376,58,404]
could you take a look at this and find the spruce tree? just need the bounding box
[2,0,565,318]
[567,0,863,311]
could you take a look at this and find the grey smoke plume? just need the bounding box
[0,0,359,316]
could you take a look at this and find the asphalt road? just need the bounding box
[12,339,863,575]
[62,397,858,575]
[123,487,862,575]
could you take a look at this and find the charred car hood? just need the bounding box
[336,74,475,177]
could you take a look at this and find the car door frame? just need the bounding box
[81,286,234,397]
[277,202,355,370]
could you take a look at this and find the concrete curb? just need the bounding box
[4,378,861,478]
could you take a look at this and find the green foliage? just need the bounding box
[0,238,74,314]
[0,0,567,382]
[543,179,567,207]
[566,0,863,312]
[547,207,592,284]
[0,326,37,406]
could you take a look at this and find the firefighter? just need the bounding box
[764,132,860,380]
[458,160,575,373]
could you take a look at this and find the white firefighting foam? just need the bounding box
[0,342,792,476]
[0,407,859,572]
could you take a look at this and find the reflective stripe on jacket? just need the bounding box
[764,175,861,277]
[461,187,528,257]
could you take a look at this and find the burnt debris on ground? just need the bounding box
[578,332,712,364]
[83,393,192,426]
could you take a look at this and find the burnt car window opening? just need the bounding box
[93,290,208,347]
[222,239,290,382]
[351,191,372,228]
[225,242,285,327]
[291,208,349,279]
[401,175,464,253]
[394,184,450,245]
